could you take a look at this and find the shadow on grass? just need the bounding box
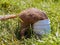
[14,25,33,40]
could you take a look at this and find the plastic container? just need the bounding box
[33,19,51,35]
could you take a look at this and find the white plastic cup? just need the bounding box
[33,19,51,35]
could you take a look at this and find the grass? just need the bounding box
[0,0,60,45]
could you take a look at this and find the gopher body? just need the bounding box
[19,8,48,38]
[0,8,48,38]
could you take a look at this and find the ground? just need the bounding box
[0,0,60,45]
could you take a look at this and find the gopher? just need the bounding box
[0,8,48,38]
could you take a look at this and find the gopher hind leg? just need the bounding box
[20,23,30,39]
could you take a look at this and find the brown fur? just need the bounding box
[0,8,48,38]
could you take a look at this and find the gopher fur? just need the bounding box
[0,8,48,38]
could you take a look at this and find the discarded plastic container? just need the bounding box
[33,19,51,35]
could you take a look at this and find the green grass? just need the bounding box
[0,0,60,45]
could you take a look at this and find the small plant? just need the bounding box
[0,0,60,45]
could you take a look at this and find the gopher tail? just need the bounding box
[0,14,17,20]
